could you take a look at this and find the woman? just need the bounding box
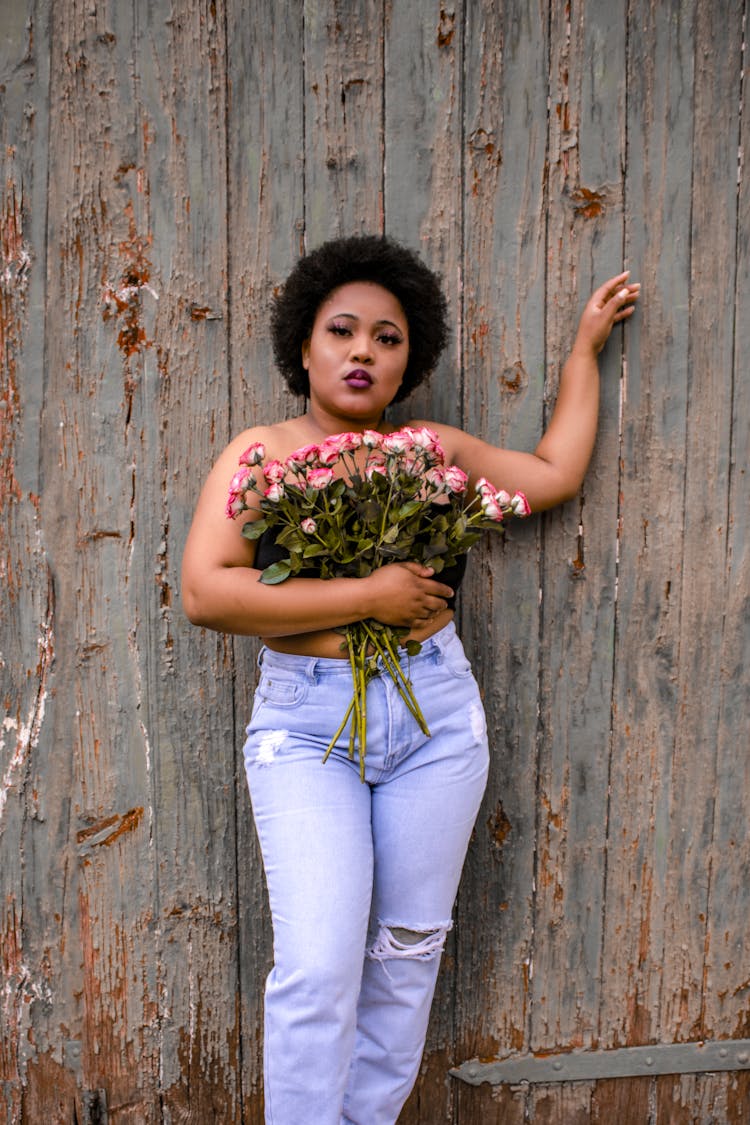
[182,235,639,1124]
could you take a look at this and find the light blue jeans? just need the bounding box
[242,621,489,1125]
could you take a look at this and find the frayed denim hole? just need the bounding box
[366,923,449,963]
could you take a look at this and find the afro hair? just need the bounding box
[270,234,449,403]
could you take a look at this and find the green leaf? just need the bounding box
[397,499,422,519]
[276,526,306,550]
[259,560,292,584]
[241,519,268,540]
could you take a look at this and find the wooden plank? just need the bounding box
[383,0,464,425]
[532,0,627,1053]
[134,0,243,1119]
[224,0,306,1117]
[528,1081,594,1124]
[654,1073,736,1124]
[37,1,161,1118]
[303,0,385,242]
[700,0,750,1048]
[0,3,53,1121]
[599,0,696,1049]
[656,0,744,1042]
[589,1076,651,1123]
[456,0,548,1100]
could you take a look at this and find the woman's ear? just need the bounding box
[301,339,310,370]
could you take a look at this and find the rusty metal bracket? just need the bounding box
[451,1039,750,1086]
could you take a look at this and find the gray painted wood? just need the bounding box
[225,1,307,1116]
[533,0,627,1056]
[1,1,748,1121]
[601,0,696,1050]
[456,5,548,1122]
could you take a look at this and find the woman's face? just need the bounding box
[301,281,409,426]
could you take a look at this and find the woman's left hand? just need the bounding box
[573,271,640,356]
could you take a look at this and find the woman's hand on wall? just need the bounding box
[572,272,640,357]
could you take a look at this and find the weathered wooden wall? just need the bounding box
[1,1,748,1121]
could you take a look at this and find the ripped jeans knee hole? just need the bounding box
[366,922,451,963]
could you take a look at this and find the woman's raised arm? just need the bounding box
[435,272,639,511]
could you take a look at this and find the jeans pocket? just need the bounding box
[255,672,309,708]
[438,637,474,680]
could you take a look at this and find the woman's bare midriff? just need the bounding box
[263,606,455,659]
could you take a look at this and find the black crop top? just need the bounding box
[252,523,468,610]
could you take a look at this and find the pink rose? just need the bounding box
[263,482,285,502]
[402,426,443,457]
[362,429,383,449]
[325,431,363,455]
[225,493,246,519]
[495,489,511,507]
[301,517,317,534]
[444,464,468,494]
[511,491,531,517]
[286,443,320,470]
[306,466,334,490]
[317,442,341,466]
[365,462,387,481]
[381,430,410,455]
[480,494,505,522]
[424,466,446,493]
[229,467,252,493]
[263,459,286,484]
[475,477,494,498]
[226,467,252,518]
[238,440,266,466]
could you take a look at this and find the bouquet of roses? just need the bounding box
[226,426,530,780]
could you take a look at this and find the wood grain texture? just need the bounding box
[304,0,385,242]
[600,0,695,1050]
[532,0,627,1053]
[658,0,744,1045]
[458,0,548,1095]
[39,1,161,1118]
[225,1,306,1117]
[134,1,243,1119]
[2,1,749,1120]
[0,4,52,1121]
[700,0,750,1053]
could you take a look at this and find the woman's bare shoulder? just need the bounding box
[219,417,306,468]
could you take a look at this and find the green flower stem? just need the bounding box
[357,632,369,781]
[354,633,366,765]
[361,621,431,737]
[322,696,356,764]
[347,630,363,762]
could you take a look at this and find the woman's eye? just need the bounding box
[329,323,351,336]
[378,333,402,346]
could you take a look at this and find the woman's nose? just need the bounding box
[349,333,373,362]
